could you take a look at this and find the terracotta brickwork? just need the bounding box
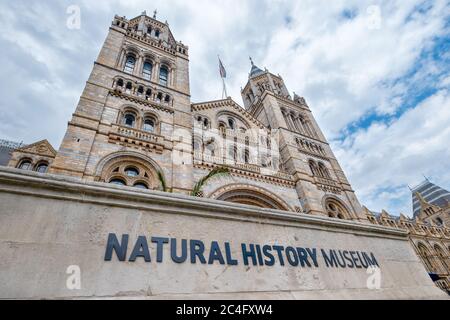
[4,11,449,297]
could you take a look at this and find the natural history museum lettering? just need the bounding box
[105,233,380,269]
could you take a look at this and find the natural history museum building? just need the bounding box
[0,12,448,299]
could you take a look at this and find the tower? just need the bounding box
[241,59,367,221]
[49,12,193,193]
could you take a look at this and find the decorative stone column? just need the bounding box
[134,53,143,77]
[152,60,160,83]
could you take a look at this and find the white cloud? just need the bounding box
[335,89,450,215]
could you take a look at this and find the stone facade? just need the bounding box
[9,12,366,222]
[7,140,56,173]
[3,12,449,298]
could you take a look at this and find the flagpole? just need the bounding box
[218,55,228,99]
[222,77,228,99]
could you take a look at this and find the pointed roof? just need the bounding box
[412,180,450,218]
[249,57,265,78]
[15,139,57,158]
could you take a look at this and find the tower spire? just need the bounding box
[153,9,157,19]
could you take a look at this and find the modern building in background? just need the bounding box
[366,181,450,293]
[412,180,450,219]
[0,139,24,166]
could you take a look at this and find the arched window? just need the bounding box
[143,118,155,133]
[325,198,349,219]
[159,66,168,86]
[417,243,434,272]
[157,92,163,101]
[145,89,152,100]
[309,160,318,176]
[244,149,250,164]
[290,113,300,132]
[434,245,449,270]
[137,86,144,96]
[124,167,139,177]
[318,162,331,179]
[124,55,136,74]
[123,113,136,128]
[205,141,216,157]
[134,182,149,189]
[36,162,49,173]
[142,61,153,80]
[435,217,443,226]
[125,82,133,94]
[228,118,235,130]
[102,158,161,191]
[164,95,171,103]
[110,178,126,186]
[155,29,160,38]
[218,122,226,133]
[18,159,32,170]
[116,79,124,87]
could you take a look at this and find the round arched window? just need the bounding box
[123,113,136,128]
[36,163,49,173]
[159,66,168,86]
[102,159,161,191]
[110,178,126,186]
[143,61,153,80]
[228,118,235,130]
[125,167,139,177]
[124,55,136,73]
[325,199,349,220]
[133,182,149,190]
[18,160,32,170]
[143,119,155,133]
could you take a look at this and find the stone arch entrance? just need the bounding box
[209,184,291,211]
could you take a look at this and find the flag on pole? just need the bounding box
[219,57,227,78]
[218,55,228,98]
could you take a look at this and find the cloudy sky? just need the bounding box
[0,0,449,216]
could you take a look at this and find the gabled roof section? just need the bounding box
[15,139,57,158]
[412,180,450,218]
[192,98,267,130]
